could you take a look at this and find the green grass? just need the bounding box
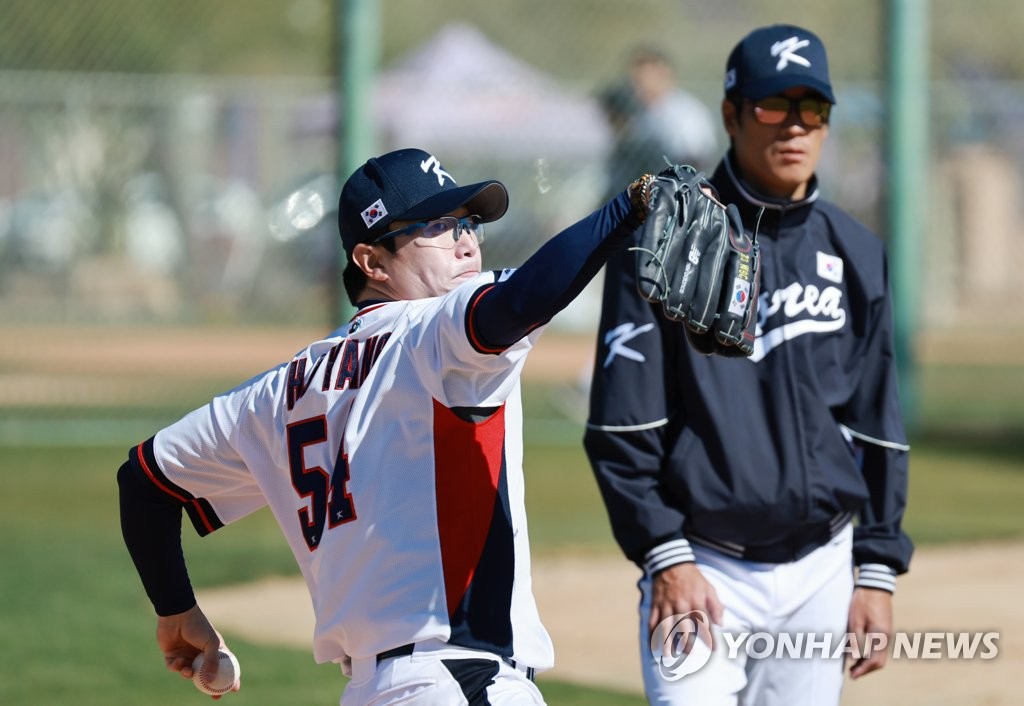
[524,444,620,554]
[918,364,1024,431]
[902,433,1024,544]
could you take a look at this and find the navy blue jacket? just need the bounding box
[584,152,913,591]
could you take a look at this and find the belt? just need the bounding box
[376,643,536,682]
[687,512,852,564]
[376,643,416,663]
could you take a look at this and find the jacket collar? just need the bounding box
[713,150,820,229]
[716,148,819,209]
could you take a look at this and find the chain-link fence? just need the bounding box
[0,0,1021,331]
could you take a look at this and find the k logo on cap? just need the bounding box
[771,37,812,71]
[724,24,836,104]
[337,148,509,259]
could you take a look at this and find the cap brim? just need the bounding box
[737,77,836,104]
[398,180,509,224]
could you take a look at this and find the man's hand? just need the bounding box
[156,604,237,698]
[847,587,894,679]
[648,562,724,646]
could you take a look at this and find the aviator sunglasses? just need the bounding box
[751,95,832,128]
[373,215,484,244]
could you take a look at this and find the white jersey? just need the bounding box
[140,271,554,669]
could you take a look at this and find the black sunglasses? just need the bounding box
[751,95,832,127]
[373,215,484,244]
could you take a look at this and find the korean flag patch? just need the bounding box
[816,251,844,284]
[361,199,388,228]
[728,278,751,316]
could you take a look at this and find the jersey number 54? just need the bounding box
[287,416,356,551]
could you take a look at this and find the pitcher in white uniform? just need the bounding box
[118,147,666,705]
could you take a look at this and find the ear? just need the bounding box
[721,98,740,138]
[351,243,389,282]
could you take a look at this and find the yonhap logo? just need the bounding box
[650,611,714,681]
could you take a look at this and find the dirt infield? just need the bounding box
[197,540,1023,706]
[4,325,1020,408]
[0,325,586,407]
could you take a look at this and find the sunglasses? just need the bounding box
[374,215,485,244]
[750,95,832,127]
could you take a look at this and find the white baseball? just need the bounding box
[191,649,241,696]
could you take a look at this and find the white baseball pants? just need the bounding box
[639,523,854,706]
[341,640,546,706]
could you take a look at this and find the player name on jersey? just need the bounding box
[286,333,392,410]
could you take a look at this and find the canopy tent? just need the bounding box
[297,22,611,159]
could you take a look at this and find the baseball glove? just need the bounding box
[633,165,760,357]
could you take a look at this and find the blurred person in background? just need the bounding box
[585,24,912,706]
[597,81,662,203]
[627,45,718,172]
[598,46,718,205]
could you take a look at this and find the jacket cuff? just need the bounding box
[856,563,897,593]
[644,538,695,575]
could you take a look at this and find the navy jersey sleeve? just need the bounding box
[583,229,688,567]
[118,456,197,615]
[837,253,914,577]
[470,190,640,350]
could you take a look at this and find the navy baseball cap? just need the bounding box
[338,148,509,258]
[724,24,836,104]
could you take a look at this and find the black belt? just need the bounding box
[376,643,536,682]
[376,643,416,663]
[687,513,852,564]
